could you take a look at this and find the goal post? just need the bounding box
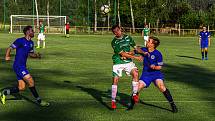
[10,15,67,34]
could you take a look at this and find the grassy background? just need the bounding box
[0,33,214,121]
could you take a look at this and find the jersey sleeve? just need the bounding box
[208,32,211,37]
[10,39,22,49]
[156,51,163,66]
[129,36,136,48]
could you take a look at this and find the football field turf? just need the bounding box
[0,33,215,121]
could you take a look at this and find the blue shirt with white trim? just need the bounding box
[140,47,163,73]
[11,37,34,67]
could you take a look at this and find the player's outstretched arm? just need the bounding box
[5,47,13,61]
[29,52,41,59]
[135,46,148,56]
[120,51,143,61]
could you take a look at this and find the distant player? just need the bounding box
[142,24,150,46]
[37,21,46,48]
[65,22,70,38]
[129,36,178,113]
[199,26,211,60]
[111,25,142,109]
[0,26,49,107]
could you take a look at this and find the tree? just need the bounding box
[130,0,135,33]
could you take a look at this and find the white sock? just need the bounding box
[43,41,46,48]
[111,85,117,101]
[37,40,40,47]
[132,81,139,96]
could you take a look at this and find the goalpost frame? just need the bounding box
[10,15,67,34]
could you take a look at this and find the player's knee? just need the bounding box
[158,84,166,92]
[132,69,138,79]
[18,85,26,91]
[112,77,119,85]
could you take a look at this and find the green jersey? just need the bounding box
[143,28,150,36]
[39,24,45,33]
[111,35,136,65]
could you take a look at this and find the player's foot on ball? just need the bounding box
[0,92,6,105]
[38,100,50,107]
[171,103,178,113]
[111,101,116,109]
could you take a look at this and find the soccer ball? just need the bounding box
[100,5,110,15]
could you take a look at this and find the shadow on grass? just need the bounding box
[139,100,172,112]
[176,55,201,60]
[76,85,131,110]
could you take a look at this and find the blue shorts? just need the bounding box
[13,66,29,80]
[139,72,164,88]
[201,42,208,48]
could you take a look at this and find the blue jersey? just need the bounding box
[137,47,164,87]
[199,31,210,42]
[11,37,34,67]
[140,47,163,74]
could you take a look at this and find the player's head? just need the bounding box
[202,26,207,31]
[145,24,148,28]
[112,24,123,37]
[23,25,34,38]
[39,21,43,25]
[147,36,160,49]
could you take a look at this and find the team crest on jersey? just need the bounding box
[151,55,155,59]
[22,71,26,75]
[24,44,27,47]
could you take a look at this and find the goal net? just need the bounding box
[10,15,67,34]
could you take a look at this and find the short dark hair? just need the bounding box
[23,26,32,35]
[149,36,160,48]
[111,24,121,32]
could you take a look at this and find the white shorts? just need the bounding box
[144,36,149,41]
[112,62,137,77]
[38,33,45,41]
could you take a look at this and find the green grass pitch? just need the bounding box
[0,33,215,121]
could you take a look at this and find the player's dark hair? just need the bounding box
[23,26,32,35]
[111,24,125,33]
[149,36,160,48]
[111,24,120,32]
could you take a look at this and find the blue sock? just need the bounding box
[163,89,174,103]
[29,86,41,103]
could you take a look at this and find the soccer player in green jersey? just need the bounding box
[37,21,46,48]
[111,25,142,109]
[142,24,150,46]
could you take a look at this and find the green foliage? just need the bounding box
[1,0,215,29]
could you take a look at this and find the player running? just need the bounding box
[0,26,49,107]
[142,24,150,46]
[111,25,142,110]
[129,36,178,113]
[199,26,211,60]
[36,21,46,48]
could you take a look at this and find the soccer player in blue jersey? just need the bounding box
[199,26,211,60]
[128,36,178,113]
[0,26,49,107]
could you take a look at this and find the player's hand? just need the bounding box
[121,57,127,60]
[134,56,143,61]
[150,64,156,69]
[5,56,11,61]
